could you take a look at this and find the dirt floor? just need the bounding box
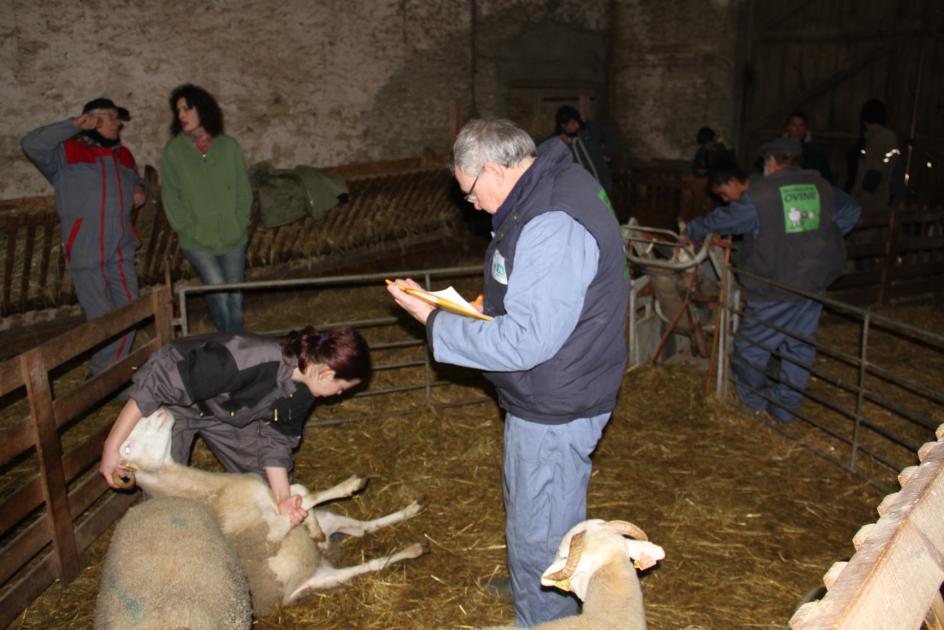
[5,277,941,629]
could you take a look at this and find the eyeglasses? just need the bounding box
[464,174,481,204]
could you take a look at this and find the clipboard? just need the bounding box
[386,280,493,320]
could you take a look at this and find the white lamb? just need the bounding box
[116,408,426,616]
[481,519,665,630]
[95,496,252,630]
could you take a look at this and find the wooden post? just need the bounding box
[153,284,174,346]
[877,208,899,305]
[20,348,80,583]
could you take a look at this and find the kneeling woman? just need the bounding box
[100,326,370,526]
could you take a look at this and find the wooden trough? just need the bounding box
[790,424,944,629]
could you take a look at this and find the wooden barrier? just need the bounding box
[790,424,944,629]
[0,153,457,319]
[0,285,174,629]
[832,205,944,305]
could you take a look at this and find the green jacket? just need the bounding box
[160,133,252,254]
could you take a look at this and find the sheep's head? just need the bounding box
[118,408,176,480]
[541,519,665,601]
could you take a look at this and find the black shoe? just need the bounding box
[479,575,512,600]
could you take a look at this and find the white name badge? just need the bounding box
[491,251,508,285]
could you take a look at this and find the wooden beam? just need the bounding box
[20,349,80,584]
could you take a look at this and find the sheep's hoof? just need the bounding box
[112,470,136,489]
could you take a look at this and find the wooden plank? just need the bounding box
[0,551,57,629]
[74,488,139,552]
[0,510,50,587]
[790,440,944,629]
[39,294,155,371]
[20,349,80,583]
[52,338,158,427]
[1,423,117,575]
[153,286,174,345]
[0,418,34,470]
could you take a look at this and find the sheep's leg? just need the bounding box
[287,542,425,600]
[313,498,426,540]
[293,474,367,511]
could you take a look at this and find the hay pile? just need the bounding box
[10,357,882,629]
[15,276,936,629]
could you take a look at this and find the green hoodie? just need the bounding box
[159,133,252,254]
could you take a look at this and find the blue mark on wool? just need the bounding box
[169,516,188,528]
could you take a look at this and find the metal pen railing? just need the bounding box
[716,265,944,492]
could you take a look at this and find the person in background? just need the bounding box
[389,118,628,626]
[684,138,861,423]
[100,326,370,528]
[552,105,618,197]
[21,98,146,376]
[850,99,904,215]
[691,126,735,178]
[160,84,253,333]
[785,110,834,184]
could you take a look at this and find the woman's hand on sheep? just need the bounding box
[100,448,129,490]
[278,495,308,528]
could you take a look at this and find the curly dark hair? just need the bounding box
[169,84,224,137]
[282,326,372,382]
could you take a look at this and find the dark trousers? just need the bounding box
[733,298,823,421]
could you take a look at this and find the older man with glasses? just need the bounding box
[388,118,629,626]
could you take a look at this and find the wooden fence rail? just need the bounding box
[0,285,174,629]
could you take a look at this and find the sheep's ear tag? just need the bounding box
[553,577,573,592]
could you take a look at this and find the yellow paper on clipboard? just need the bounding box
[386,280,492,320]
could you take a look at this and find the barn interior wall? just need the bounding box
[610,0,740,164]
[2,0,738,200]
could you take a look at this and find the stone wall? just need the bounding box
[2,0,736,199]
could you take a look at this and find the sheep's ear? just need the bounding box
[624,540,666,570]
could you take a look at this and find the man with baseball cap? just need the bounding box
[683,137,861,422]
[21,98,146,376]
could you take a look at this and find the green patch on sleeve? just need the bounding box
[598,188,613,211]
[779,184,820,233]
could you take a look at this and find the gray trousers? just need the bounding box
[71,255,139,375]
[503,412,610,627]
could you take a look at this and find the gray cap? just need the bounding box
[760,137,802,157]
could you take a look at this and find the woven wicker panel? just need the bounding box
[0,160,461,317]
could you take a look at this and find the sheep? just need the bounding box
[95,496,252,630]
[481,519,665,630]
[116,408,426,616]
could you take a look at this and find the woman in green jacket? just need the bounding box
[160,84,253,332]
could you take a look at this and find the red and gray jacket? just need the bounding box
[21,119,144,270]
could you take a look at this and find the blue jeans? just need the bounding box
[503,412,610,627]
[183,243,246,333]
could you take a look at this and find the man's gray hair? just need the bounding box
[452,118,537,176]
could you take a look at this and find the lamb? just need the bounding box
[116,408,426,616]
[95,496,252,630]
[481,519,665,630]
